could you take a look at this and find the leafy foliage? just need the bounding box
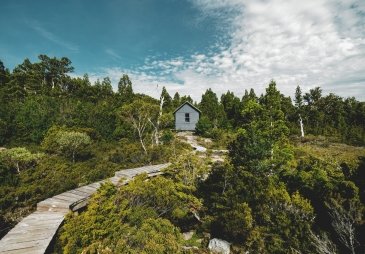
[0,147,43,173]
[55,131,91,163]
[59,175,201,253]
[0,56,364,253]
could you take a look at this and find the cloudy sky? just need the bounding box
[1,0,365,101]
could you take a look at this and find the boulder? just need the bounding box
[182,231,194,241]
[208,238,231,254]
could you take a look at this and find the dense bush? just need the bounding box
[59,175,201,253]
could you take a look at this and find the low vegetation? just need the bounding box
[0,55,364,253]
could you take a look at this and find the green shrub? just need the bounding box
[195,116,213,136]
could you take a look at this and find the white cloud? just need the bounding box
[85,0,365,101]
[30,20,79,52]
[105,48,122,60]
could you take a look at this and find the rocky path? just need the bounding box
[0,164,170,254]
[177,131,207,152]
[176,131,227,162]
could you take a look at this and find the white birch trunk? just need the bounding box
[138,128,147,155]
[156,95,164,145]
[299,114,305,138]
[149,95,164,146]
[16,162,20,174]
[133,117,148,155]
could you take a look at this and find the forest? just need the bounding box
[0,55,364,253]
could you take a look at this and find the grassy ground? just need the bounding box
[293,135,365,171]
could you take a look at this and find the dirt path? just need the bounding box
[177,131,207,152]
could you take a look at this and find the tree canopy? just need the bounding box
[0,55,364,253]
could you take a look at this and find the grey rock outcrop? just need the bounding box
[208,238,231,254]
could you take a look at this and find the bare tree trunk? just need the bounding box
[299,114,305,138]
[140,137,147,155]
[16,162,20,174]
[155,96,165,145]
[137,128,148,155]
[309,230,337,254]
[148,119,157,147]
[150,132,154,148]
[148,95,164,146]
[222,177,228,194]
[192,210,201,222]
[155,95,164,145]
[328,202,358,254]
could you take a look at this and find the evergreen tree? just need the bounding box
[248,88,257,100]
[8,59,44,98]
[199,88,225,128]
[160,86,172,111]
[180,95,193,104]
[262,80,289,144]
[38,54,74,91]
[100,77,113,98]
[0,60,9,88]
[303,87,323,134]
[118,74,133,101]
[294,85,305,137]
[242,88,258,113]
[172,92,181,108]
[242,89,249,102]
[221,91,241,128]
[246,80,292,168]
[294,85,303,108]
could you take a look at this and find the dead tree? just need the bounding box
[148,95,164,146]
[310,230,337,254]
[299,114,305,138]
[328,202,359,254]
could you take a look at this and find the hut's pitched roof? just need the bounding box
[173,101,201,115]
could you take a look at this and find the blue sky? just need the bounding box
[1,0,365,100]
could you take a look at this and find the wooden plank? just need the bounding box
[82,183,101,191]
[1,239,49,252]
[67,189,93,197]
[115,172,132,178]
[1,235,51,245]
[37,199,71,213]
[0,212,64,254]
[1,232,55,242]
[0,246,45,254]
[38,198,71,207]
[36,206,69,213]
[13,215,63,223]
[51,195,79,204]
[76,185,98,193]
[87,182,101,189]
[147,172,164,177]
[70,199,89,211]
[57,191,86,200]
[108,176,122,185]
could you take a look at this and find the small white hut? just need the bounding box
[173,101,201,131]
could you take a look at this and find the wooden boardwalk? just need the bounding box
[0,163,170,254]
